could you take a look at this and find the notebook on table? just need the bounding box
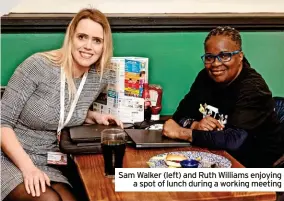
[69,124,122,143]
[124,129,191,148]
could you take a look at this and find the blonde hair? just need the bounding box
[40,8,113,100]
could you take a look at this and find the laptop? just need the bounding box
[124,129,191,148]
[69,124,122,143]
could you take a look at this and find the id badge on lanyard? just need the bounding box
[48,68,87,165]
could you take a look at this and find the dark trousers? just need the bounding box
[277,192,284,201]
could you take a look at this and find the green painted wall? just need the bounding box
[1,32,284,114]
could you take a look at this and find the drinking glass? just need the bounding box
[101,128,126,178]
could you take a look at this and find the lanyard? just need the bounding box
[57,67,88,141]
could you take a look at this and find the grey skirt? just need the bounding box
[1,153,71,200]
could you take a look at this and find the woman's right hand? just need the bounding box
[1,128,51,197]
[21,165,51,197]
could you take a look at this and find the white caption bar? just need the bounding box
[115,168,284,192]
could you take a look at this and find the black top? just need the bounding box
[172,63,283,167]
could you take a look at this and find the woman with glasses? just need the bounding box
[163,26,283,168]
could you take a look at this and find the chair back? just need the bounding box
[273,97,284,168]
[274,97,284,123]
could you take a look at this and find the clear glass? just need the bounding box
[101,128,126,178]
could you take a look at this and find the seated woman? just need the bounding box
[1,8,122,201]
[163,26,283,168]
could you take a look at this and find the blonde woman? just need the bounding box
[1,8,121,201]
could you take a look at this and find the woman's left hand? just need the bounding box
[85,110,123,128]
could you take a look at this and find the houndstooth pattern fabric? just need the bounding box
[1,53,108,200]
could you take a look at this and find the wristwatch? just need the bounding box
[180,118,195,128]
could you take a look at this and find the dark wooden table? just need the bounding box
[74,146,276,201]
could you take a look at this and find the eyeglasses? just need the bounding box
[201,50,241,64]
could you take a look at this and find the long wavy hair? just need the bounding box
[40,8,113,100]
